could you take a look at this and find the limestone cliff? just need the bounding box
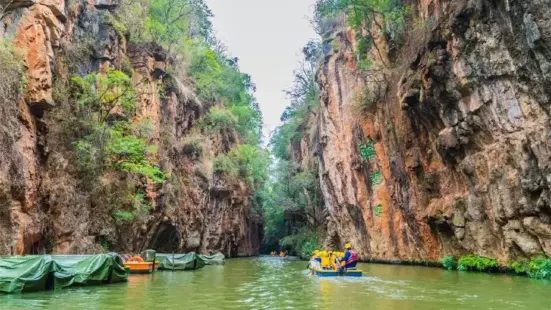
[306,0,551,263]
[0,0,261,257]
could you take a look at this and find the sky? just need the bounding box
[205,0,318,142]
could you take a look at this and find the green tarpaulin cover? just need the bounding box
[0,256,55,294]
[0,254,127,294]
[156,253,206,270]
[199,253,225,265]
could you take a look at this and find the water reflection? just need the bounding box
[3,257,551,309]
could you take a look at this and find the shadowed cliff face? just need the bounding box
[310,0,551,263]
[0,0,261,257]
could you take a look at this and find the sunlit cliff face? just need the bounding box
[297,0,551,263]
[0,0,262,257]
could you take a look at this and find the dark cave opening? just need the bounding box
[148,223,181,253]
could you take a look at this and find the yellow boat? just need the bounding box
[123,261,159,274]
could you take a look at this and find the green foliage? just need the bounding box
[190,44,262,144]
[270,41,322,160]
[315,0,409,67]
[444,256,551,279]
[506,257,551,279]
[202,106,238,131]
[270,122,300,160]
[110,1,268,225]
[527,257,551,279]
[112,191,153,222]
[0,39,26,102]
[259,185,286,250]
[261,41,325,252]
[370,170,383,185]
[508,260,529,275]
[442,256,456,271]
[214,144,269,189]
[187,44,223,99]
[71,68,135,124]
[113,210,135,221]
[457,255,499,272]
[213,153,239,177]
[119,0,262,145]
[374,204,383,217]
[146,0,212,47]
[359,141,375,160]
[259,160,324,253]
[105,14,128,39]
[71,69,167,189]
[279,229,321,259]
[111,131,167,183]
[119,0,212,46]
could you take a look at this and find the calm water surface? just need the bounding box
[3,256,551,309]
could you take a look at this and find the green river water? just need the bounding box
[2,256,551,309]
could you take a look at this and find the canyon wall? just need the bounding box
[310,0,551,263]
[0,0,261,257]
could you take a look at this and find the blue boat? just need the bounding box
[314,269,363,277]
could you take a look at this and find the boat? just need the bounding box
[156,253,206,271]
[123,261,159,274]
[0,254,128,294]
[313,269,363,277]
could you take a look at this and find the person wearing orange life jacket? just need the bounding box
[340,243,358,270]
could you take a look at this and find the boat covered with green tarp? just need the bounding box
[199,253,225,265]
[0,254,128,294]
[156,253,207,270]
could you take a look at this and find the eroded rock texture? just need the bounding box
[312,0,551,263]
[0,0,261,257]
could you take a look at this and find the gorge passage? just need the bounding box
[1,0,551,269]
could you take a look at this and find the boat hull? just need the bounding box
[124,262,159,274]
[314,270,363,277]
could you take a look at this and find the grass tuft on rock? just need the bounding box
[457,255,499,272]
[442,256,456,271]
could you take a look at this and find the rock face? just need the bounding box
[310,0,551,263]
[0,0,261,257]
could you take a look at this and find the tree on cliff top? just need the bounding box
[315,0,408,68]
[120,0,212,52]
[119,0,263,146]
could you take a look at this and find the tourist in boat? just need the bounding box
[321,251,332,270]
[312,250,321,263]
[340,243,358,271]
[308,250,321,273]
[328,251,338,270]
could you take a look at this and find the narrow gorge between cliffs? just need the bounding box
[2,0,551,287]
